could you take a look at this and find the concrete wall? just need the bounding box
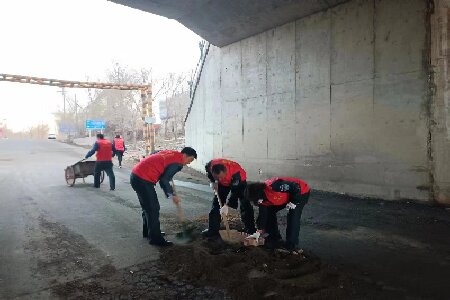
[186,0,438,202]
[430,0,450,205]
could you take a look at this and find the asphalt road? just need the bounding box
[1,139,450,299]
[0,139,213,299]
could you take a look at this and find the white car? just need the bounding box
[48,133,57,140]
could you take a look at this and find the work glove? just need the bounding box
[246,231,261,240]
[257,199,264,205]
[220,204,229,216]
[286,202,297,210]
[210,181,218,192]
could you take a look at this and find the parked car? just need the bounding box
[48,133,57,140]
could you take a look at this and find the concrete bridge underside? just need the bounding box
[110,0,450,205]
[109,0,350,47]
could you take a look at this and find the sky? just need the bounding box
[0,0,201,132]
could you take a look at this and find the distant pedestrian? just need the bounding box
[85,133,116,190]
[113,134,126,168]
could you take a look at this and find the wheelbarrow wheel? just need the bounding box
[65,166,76,187]
[100,171,105,183]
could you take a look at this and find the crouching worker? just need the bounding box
[130,147,197,247]
[246,177,310,252]
[202,159,256,238]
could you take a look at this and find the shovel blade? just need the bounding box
[219,229,245,244]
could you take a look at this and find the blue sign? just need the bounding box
[85,120,106,129]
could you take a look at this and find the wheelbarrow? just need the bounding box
[64,159,104,187]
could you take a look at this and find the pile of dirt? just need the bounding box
[52,260,225,299]
[50,214,349,299]
[160,238,349,299]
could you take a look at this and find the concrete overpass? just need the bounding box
[110,0,450,205]
[109,0,350,47]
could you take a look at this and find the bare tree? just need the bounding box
[27,124,49,139]
[53,63,191,148]
[156,72,191,140]
[79,63,152,148]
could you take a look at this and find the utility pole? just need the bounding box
[63,88,66,122]
[57,88,66,124]
[74,94,78,136]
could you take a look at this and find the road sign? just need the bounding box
[145,116,156,124]
[85,120,106,129]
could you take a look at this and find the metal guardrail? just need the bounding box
[185,40,210,123]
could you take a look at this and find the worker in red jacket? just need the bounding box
[130,147,197,247]
[202,159,256,238]
[113,134,126,168]
[85,133,115,190]
[245,177,310,252]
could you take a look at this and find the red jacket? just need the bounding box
[96,139,113,161]
[114,138,125,151]
[132,150,184,184]
[262,177,310,206]
[210,159,247,187]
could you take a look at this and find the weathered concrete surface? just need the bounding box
[185,0,441,202]
[430,0,450,205]
[109,0,350,47]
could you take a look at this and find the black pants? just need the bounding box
[94,161,115,190]
[116,151,124,166]
[208,183,256,234]
[130,173,164,242]
[257,192,310,250]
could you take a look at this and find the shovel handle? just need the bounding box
[176,202,184,223]
[171,180,184,223]
[214,190,231,238]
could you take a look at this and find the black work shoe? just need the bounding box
[265,237,283,249]
[149,239,173,247]
[143,231,165,238]
[201,229,220,238]
[284,242,297,252]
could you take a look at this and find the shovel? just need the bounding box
[171,181,195,242]
[214,190,245,244]
[214,190,231,239]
